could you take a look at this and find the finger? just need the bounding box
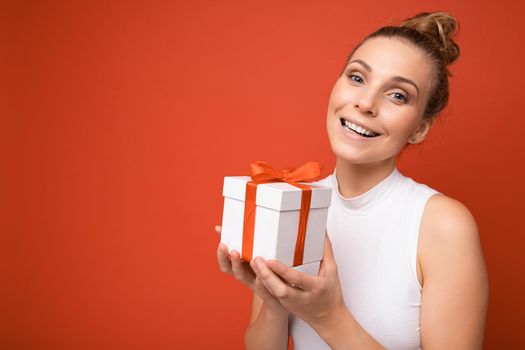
[215,225,222,234]
[253,276,275,301]
[252,257,298,300]
[217,243,233,274]
[266,259,316,291]
[231,250,255,285]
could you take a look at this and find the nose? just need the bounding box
[353,91,378,117]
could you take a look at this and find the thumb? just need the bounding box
[323,234,335,263]
[318,233,335,277]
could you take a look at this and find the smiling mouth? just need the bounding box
[340,118,380,138]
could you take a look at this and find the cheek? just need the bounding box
[381,105,422,138]
[327,80,352,111]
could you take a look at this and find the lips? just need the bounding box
[339,117,380,137]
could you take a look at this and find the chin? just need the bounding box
[328,140,371,164]
[327,135,398,167]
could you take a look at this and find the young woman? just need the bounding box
[216,12,488,350]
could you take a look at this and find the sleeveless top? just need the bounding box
[289,167,439,350]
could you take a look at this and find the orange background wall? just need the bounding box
[3,0,525,348]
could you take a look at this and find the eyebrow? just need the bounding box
[348,59,420,95]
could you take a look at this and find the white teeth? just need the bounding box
[341,119,377,137]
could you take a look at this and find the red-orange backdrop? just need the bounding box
[3,0,525,349]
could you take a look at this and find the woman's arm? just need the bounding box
[418,194,489,349]
[244,293,289,350]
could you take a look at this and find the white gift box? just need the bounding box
[220,176,332,275]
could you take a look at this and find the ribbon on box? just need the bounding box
[241,161,322,266]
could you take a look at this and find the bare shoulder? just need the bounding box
[418,193,486,285]
[424,194,478,233]
[418,194,484,282]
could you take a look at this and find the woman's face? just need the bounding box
[326,36,435,165]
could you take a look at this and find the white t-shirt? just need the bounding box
[289,167,439,350]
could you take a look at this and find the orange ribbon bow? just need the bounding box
[242,161,322,265]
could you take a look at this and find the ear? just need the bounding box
[409,117,436,144]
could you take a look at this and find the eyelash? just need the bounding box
[346,72,410,104]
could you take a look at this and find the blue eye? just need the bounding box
[391,92,408,103]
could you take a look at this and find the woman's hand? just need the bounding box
[251,235,351,332]
[215,225,284,312]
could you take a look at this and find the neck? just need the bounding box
[335,157,397,198]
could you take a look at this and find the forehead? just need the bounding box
[350,36,434,93]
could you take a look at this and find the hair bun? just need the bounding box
[401,12,460,65]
